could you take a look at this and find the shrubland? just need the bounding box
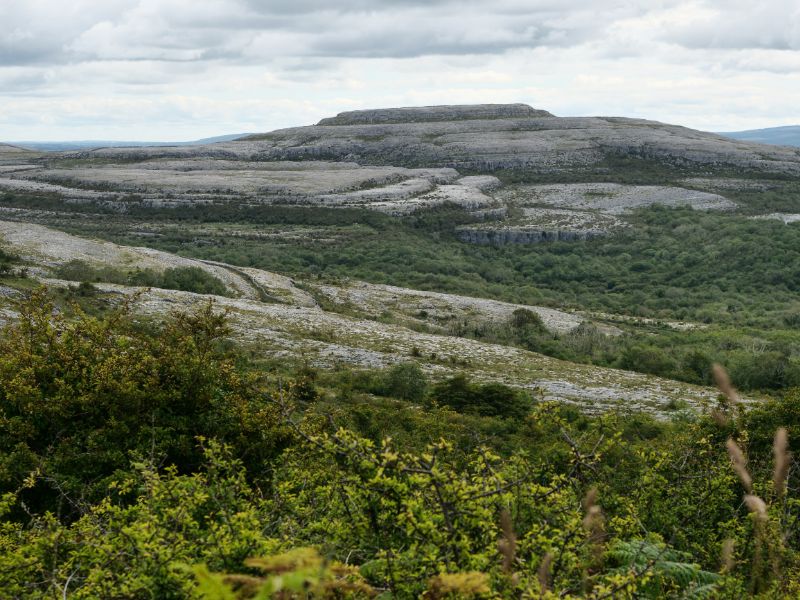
[9,188,800,393]
[1,292,799,598]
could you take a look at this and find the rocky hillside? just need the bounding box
[0,144,29,153]
[63,104,800,176]
[2,105,785,244]
[0,219,719,415]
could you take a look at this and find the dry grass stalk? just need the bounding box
[726,438,753,493]
[773,427,790,498]
[710,409,730,427]
[712,363,739,405]
[582,488,603,534]
[538,552,553,594]
[582,488,603,536]
[721,538,735,574]
[582,487,598,512]
[498,509,517,574]
[583,505,604,537]
[582,487,605,576]
[744,494,768,521]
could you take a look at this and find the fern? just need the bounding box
[607,540,721,599]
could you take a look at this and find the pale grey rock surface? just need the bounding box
[459,183,731,244]
[65,104,800,176]
[317,104,553,125]
[751,213,800,224]
[499,183,735,213]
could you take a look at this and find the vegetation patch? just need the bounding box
[55,259,231,296]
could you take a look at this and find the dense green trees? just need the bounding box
[382,362,428,401]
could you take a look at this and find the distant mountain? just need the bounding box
[7,133,251,152]
[718,125,800,148]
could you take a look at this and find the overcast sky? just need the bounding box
[1,0,798,141]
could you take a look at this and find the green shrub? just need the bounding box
[382,362,428,401]
[0,291,284,513]
[55,260,230,296]
[430,374,531,419]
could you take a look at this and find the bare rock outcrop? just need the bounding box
[63,104,800,178]
[317,104,553,125]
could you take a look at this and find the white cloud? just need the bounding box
[0,0,798,140]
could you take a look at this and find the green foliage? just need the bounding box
[510,307,546,331]
[55,259,230,296]
[430,374,531,419]
[382,362,428,401]
[606,540,721,598]
[0,290,285,512]
[0,246,19,276]
[193,548,376,599]
[0,441,281,598]
[273,428,584,597]
[1,291,800,598]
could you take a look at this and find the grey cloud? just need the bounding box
[0,0,132,65]
[2,0,622,69]
[4,0,799,72]
[660,0,800,51]
[0,68,50,94]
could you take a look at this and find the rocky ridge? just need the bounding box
[317,104,553,125]
[2,104,796,244]
[55,104,800,177]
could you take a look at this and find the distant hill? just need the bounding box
[7,133,251,152]
[718,125,800,148]
[38,104,800,177]
[0,143,31,153]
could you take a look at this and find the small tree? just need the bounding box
[383,362,428,402]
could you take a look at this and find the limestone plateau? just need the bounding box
[68,103,800,175]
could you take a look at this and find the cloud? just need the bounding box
[0,0,132,65]
[659,0,800,51]
[0,0,799,139]
[3,0,628,67]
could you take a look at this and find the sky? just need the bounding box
[1,0,798,141]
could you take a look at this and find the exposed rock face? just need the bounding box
[69,104,800,177]
[499,183,735,213]
[751,213,800,224]
[251,116,800,174]
[317,104,553,125]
